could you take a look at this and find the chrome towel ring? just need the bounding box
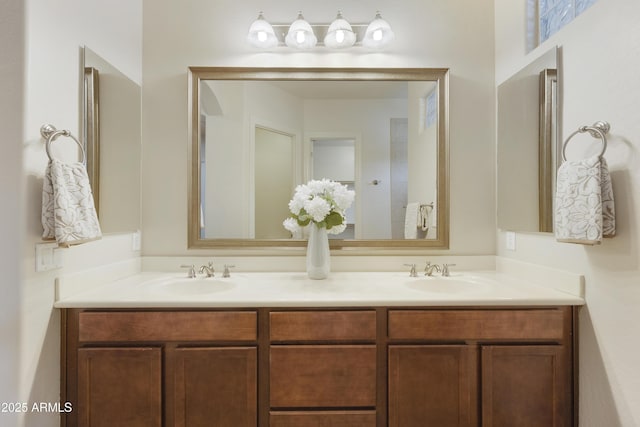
[562,121,610,161]
[40,124,86,163]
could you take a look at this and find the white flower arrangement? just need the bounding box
[283,179,355,235]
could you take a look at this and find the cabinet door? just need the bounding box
[482,345,571,427]
[167,347,257,427]
[77,347,161,427]
[388,345,478,427]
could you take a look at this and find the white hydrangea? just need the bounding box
[283,179,355,236]
[327,221,347,235]
[331,185,355,210]
[282,217,300,233]
[304,197,331,222]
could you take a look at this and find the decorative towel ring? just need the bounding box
[562,121,610,161]
[40,124,86,163]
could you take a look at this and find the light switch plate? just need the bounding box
[35,242,62,272]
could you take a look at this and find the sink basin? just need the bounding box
[405,276,492,294]
[143,277,236,295]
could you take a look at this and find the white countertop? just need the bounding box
[54,269,584,308]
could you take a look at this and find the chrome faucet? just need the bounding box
[199,261,215,278]
[404,263,418,277]
[442,263,457,277]
[424,261,441,276]
[223,264,235,278]
[180,264,196,278]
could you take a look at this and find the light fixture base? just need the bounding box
[272,24,368,47]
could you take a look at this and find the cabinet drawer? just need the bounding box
[270,345,377,407]
[270,411,376,427]
[78,311,257,342]
[388,308,567,341]
[270,311,376,341]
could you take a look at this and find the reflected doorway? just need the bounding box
[310,137,356,239]
[254,127,295,239]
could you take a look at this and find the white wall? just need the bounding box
[141,0,496,255]
[203,81,303,238]
[0,1,25,426]
[18,1,142,426]
[495,0,640,425]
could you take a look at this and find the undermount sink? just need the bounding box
[143,277,236,295]
[405,275,493,294]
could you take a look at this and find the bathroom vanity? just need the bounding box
[58,270,581,427]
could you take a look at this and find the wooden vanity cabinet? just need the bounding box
[62,306,576,427]
[62,309,258,427]
[387,307,575,427]
[268,310,378,427]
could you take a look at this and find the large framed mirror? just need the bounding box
[497,47,560,233]
[81,46,141,233]
[188,68,449,249]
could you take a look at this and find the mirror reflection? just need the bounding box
[189,68,449,249]
[497,47,560,233]
[82,47,141,233]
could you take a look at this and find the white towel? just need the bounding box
[418,205,433,231]
[554,155,615,245]
[404,202,419,239]
[42,159,102,247]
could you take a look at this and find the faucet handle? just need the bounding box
[199,261,215,277]
[442,263,457,277]
[404,263,417,277]
[223,264,235,278]
[424,261,441,276]
[180,264,196,278]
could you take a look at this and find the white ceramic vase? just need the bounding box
[306,225,330,279]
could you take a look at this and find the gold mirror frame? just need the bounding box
[538,68,558,233]
[83,66,100,215]
[188,67,449,249]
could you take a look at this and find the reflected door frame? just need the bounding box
[249,118,301,238]
[303,132,362,239]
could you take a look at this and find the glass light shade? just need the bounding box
[247,13,278,49]
[363,11,395,49]
[324,11,356,49]
[285,12,317,49]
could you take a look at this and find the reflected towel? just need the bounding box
[404,202,419,239]
[42,159,102,247]
[419,204,432,232]
[554,155,615,245]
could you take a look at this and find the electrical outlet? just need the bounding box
[131,230,141,251]
[505,231,516,251]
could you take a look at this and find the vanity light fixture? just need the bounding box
[363,11,395,49]
[247,12,278,49]
[247,10,394,50]
[324,11,356,49]
[285,12,317,49]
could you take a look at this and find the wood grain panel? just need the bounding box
[78,311,257,342]
[482,345,570,427]
[270,410,376,427]
[167,347,257,427]
[270,345,377,408]
[388,345,477,427]
[270,310,376,341]
[77,347,161,427]
[388,308,567,341]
